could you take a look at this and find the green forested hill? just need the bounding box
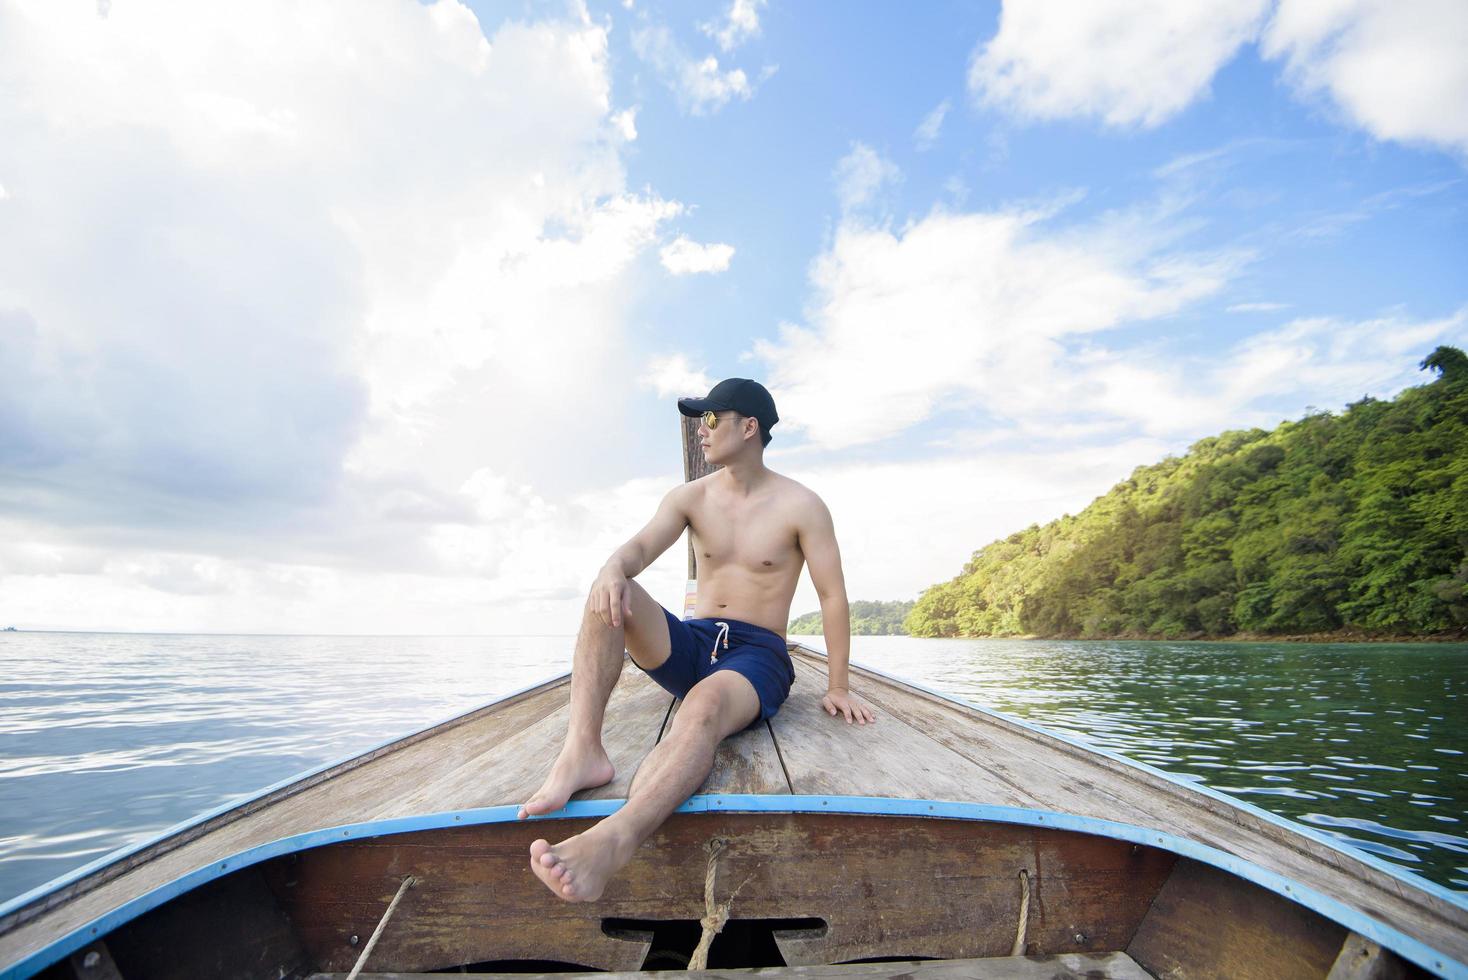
[790,599,915,635]
[906,347,1468,640]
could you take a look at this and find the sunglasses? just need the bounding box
[700,410,741,430]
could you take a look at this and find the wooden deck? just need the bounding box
[305,950,1156,979]
[2,645,1465,974]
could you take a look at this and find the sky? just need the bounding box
[0,0,1465,635]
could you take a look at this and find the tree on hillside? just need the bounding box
[1421,345,1467,382]
[905,348,1468,640]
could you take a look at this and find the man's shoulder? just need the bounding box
[665,479,704,504]
[768,473,828,515]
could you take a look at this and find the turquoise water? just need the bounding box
[0,631,1464,907]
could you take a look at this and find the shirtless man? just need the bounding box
[519,377,875,902]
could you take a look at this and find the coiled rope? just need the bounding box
[346,874,416,980]
[1010,869,1031,956]
[689,838,749,970]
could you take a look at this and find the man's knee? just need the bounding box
[675,676,757,738]
[671,688,724,736]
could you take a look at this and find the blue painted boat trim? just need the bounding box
[0,670,572,923]
[794,642,1468,913]
[3,795,1464,980]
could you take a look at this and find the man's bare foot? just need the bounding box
[517,745,614,819]
[529,825,636,902]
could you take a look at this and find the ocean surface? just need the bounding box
[0,631,1464,908]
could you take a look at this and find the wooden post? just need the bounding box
[681,413,721,618]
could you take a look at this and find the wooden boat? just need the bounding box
[1,643,1465,979]
[6,423,1467,980]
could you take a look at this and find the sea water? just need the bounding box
[0,631,1463,905]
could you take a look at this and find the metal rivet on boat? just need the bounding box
[1074,932,1086,943]
[82,951,100,969]
[349,934,359,946]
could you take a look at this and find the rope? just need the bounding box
[688,838,748,971]
[1009,869,1030,957]
[710,621,730,663]
[346,875,416,980]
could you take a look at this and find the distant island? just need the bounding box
[789,600,915,636]
[905,346,1468,642]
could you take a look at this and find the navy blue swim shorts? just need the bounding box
[643,609,797,731]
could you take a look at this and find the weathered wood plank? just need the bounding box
[1128,858,1346,980]
[770,659,1014,801]
[373,666,672,815]
[663,700,791,796]
[1327,933,1408,980]
[305,949,1156,978]
[682,412,720,578]
[269,812,1176,974]
[64,942,123,980]
[105,867,311,980]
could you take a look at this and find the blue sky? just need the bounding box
[0,0,1464,633]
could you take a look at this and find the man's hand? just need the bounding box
[822,687,875,725]
[589,566,634,629]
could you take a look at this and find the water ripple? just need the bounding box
[850,635,1467,892]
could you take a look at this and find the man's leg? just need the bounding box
[518,578,672,819]
[529,670,759,902]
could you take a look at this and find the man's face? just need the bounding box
[698,410,743,462]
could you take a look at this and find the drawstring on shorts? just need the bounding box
[711,621,730,663]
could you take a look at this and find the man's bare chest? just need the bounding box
[688,503,802,574]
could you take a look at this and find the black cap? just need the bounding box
[678,378,779,447]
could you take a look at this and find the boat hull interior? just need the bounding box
[27,809,1426,980]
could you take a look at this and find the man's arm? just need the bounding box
[591,485,691,628]
[797,493,876,725]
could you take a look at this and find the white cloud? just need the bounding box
[914,99,951,151]
[969,0,1270,127]
[659,235,735,275]
[632,25,755,115]
[833,143,901,212]
[1207,307,1468,415]
[1262,0,1468,157]
[0,1,693,632]
[755,196,1239,450]
[755,170,1464,457]
[967,0,1468,157]
[611,107,638,141]
[702,0,767,53]
[0,472,692,633]
[641,354,715,399]
[1227,301,1291,313]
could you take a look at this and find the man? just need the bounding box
[519,377,875,902]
